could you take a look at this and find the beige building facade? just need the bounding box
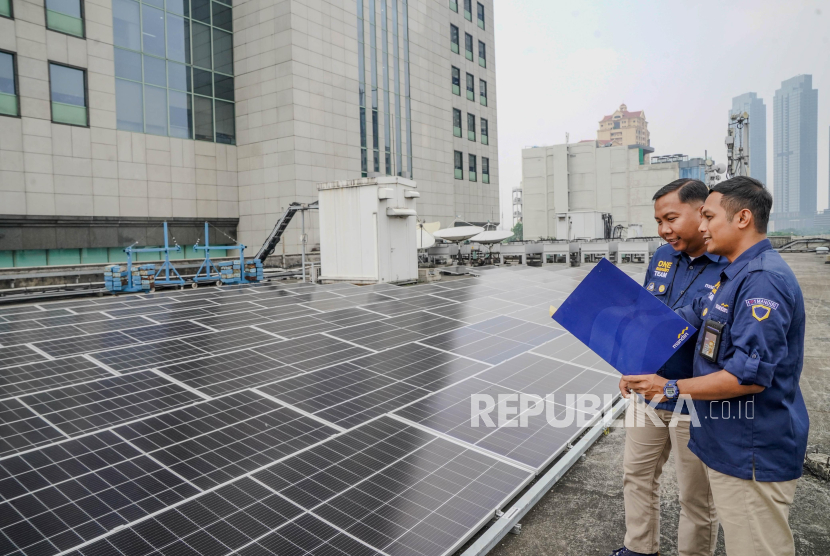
[521,141,678,239]
[597,103,650,147]
[0,0,498,267]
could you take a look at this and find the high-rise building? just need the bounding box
[772,75,818,231]
[0,0,498,267]
[596,103,650,147]
[730,92,766,185]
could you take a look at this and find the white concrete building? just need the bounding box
[0,0,498,267]
[521,141,679,240]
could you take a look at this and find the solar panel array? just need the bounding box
[0,263,646,556]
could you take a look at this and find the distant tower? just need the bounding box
[730,92,766,185]
[597,104,650,147]
[773,75,818,219]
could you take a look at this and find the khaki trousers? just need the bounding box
[623,401,718,556]
[706,466,798,556]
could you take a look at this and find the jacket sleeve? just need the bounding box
[674,292,707,330]
[723,272,795,388]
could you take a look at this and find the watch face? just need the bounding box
[665,384,677,398]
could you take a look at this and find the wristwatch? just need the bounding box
[663,380,680,400]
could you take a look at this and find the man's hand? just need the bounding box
[618,376,630,398]
[626,374,668,402]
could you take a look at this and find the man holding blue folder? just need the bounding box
[628,177,809,556]
[611,179,726,556]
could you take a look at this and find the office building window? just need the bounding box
[49,63,87,126]
[469,153,477,182]
[450,24,459,54]
[464,32,473,61]
[449,0,457,12]
[479,78,487,106]
[0,51,18,117]
[482,156,489,183]
[454,150,463,180]
[477,2,484,29]
[451,66,460,95]
[463,0,471,21]
[467,112,475,141]
[45,0,84,37]
[481,117,488,145]
[453,108,462,137]
[0,0,11,18]
[466,72,474,101]
[478,40,486,67]
[112,0,235,144]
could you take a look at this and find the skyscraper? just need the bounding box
[730,92,766,185]
[772,75,818,230]
[0,0,499,266]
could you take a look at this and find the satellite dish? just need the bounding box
[416,224,436,249]
[471,230,513,245]
[713,163,727,174]
[433,226,484,242]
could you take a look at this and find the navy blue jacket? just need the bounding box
[677,239,809,481]
[643,243,729,412]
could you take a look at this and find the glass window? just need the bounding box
[113,0,140,50]
[467,113,475,141]
[469,154,477,181]
[215,100,234,144]
[479,78,487,106]
[169,89,192,138]
[465,33,473,61]
[481,117,488,145]
[451,66,460,96]
[453,108,461,137]
[49,63,87,126]
[46,0,84,37]
[213,29,233,74]
[449,0,457,13]
[477,2,484,29]
[450,24,459,54]
[212,1,232,31]
[482,156,490,183]
[142,5,166,58]
[478,41,486,67]
[144,84,167,135]
[466,73,474,101]
[166,14,190,64]
[115,78,142,131]
[194,95,213,141]
[454,150,463,180]
[0,51,18,117]
[143,54,166,87]
[463,0,471,21]
[0,0,11,18]
[112,0,234,144]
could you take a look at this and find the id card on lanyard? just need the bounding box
[699,319,724,362]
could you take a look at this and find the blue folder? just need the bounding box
[552,258,696,375]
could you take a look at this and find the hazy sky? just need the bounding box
[493,0,830,228]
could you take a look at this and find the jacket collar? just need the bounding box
[722,238,772,281]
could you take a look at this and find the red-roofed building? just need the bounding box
[597,103,650,147]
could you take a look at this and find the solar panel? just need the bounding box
[0,264,637,556]
[0,325,84,347]
[89,340,209,373]
[32,331,141,358]
[154,350,300,397]
[114,391,338,489]
[0,345,49,369]
[18,371,205,436]
[0,356,113,399]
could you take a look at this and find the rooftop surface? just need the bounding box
[484,253,830,556]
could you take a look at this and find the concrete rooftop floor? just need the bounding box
[482,253,830,556]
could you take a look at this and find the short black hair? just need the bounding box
[652,179,709,204]
[710,176,772,233]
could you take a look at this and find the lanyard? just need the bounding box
[668,257,711,310]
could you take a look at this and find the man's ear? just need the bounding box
[736,208,753,230]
